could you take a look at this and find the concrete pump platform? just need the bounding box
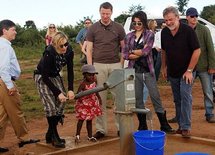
[22,134,215,155]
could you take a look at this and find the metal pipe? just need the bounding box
[74,85,108,99]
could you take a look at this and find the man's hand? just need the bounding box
[183,71,193,84]
[161,67,167,80]
[208,69,215,74]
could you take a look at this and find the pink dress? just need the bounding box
[75,82,102,120]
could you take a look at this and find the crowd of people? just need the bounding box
[0,1,215,153]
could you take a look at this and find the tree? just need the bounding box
[24,20,37,29]
[128,4,144,15]
[176,0,189,15]
[201,5,215,25]
[114,13,130,25]
[114,4,144,25]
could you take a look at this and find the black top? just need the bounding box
[161,22,200,78]
[37,45,74,97]
[133,35,150,73]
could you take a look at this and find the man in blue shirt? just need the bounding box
[0,19,39,152]
[75,18,92,63]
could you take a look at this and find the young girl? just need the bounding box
[75,64,102,143]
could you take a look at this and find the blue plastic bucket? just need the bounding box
[175,152,210,155]
[133,130,166,155]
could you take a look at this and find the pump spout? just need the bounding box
[131,108,152,120]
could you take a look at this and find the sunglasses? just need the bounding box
[190,15,198,18]
[59,42,69,48]
[132,22,142,26]
[49,26,55,29]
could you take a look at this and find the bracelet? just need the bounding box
[187,69,193,73]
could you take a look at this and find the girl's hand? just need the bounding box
[67,90,75,100]
[58,93,68,103]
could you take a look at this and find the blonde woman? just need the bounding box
[34,32,75,148]
[45,24,58,47]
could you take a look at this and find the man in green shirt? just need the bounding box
[186,7,215,123]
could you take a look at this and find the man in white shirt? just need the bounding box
[0,19,39,152]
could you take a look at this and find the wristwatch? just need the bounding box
[187,69,193,73]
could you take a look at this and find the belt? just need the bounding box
[0,76,16,81]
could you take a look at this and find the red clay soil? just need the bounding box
[1,80,215,155]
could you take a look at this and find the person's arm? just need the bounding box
[132,32,154,57]
[0,46,20,95]
[120,40,125,66]
[75,28,84,48]
[86,41,93,65]
[45,35,50,46]
[96,92,102,105]
[66,45,75,100]
[81,41,87,55]
[161,49,167,79]
[40,52,61,98]
[204,27,215,74]
[183,48,201,84]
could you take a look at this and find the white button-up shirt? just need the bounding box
[0,37,21,89]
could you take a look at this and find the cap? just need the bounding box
[186,7,198,16]
[81,64,98,74]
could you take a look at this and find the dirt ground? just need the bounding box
[1,80,215,155]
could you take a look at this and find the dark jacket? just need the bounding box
[37,45,74,97]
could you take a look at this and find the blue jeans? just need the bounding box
[196,71,214,118]
[169,75,194,130]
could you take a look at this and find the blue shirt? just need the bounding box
[75,27,87,43]
[0,37,21,89]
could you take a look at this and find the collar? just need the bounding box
[0,37,11,45]
[99,20,113,29]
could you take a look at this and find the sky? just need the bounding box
[1,0,214,29]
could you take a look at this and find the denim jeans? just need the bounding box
[169,74,195,130]
[135,72,164,113]
[195,71,214,118]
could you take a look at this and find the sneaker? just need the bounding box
[75,135,81,144]
[206,116,215,123]
[168,117,177,123]
[182,130,191,138]
[93,131,105,139]
[88,137,97,142]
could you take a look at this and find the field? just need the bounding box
[1,45,215,154]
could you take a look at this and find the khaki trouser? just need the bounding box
[0,79,29,142]
[94,62,122,134]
